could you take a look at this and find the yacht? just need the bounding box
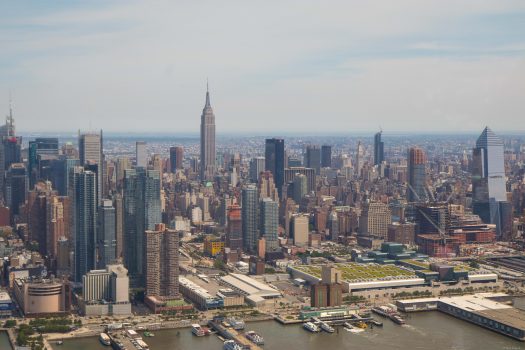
[245,330,264,345]
[303,322,321,332]
[320,323,334,333]
[191,324,207,337]
[99,333,111,346]
[223,340,244,350]
[228,317,246,330]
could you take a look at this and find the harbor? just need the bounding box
[49,312,525,350]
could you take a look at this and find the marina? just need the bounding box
[49,312,525,350]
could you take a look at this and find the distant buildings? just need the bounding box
[5,163,27,218]
[136,141,147,168]
[359,202,392,238]
[78,131,103,202]
[321,145,332,168]
[305,145,321,174]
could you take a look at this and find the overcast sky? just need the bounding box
[1,1,524,134]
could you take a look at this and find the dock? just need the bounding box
[208,320,263,350]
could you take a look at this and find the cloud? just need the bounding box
[0,0,524,133]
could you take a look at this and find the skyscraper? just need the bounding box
[260,198,279,253]
[5,163,28,218]
[169,146,184,172]
[226,204,243,251]
[407,147,427,202]
[97,200,116,268]
[374,131,384,166]
[145,224,179,299]
[321,145,332,168]
[136,141,147,168]
[472,127,509,237]
[200,84,216,181]
[28,137,59,187]
[305,144,321,174]
[293,173,307,203]
[265,138,285,196]
[249,157,265,182]
[258,171,279,202]
[358,202,392,238]
[242,185,258,253]
[79,131,104,203]
[123,168,161,285]
[0,105,21,197]
[355,141,364,178]
[69,167,97,282]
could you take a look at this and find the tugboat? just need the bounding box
[245,330,265,345]
[320,322,334,333]
[303,322,321,332]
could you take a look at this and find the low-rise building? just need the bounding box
[13,278,71,316]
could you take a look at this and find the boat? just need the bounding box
[303,322,321,332]
[371,306,393,317]
[191,324,207,337]
[99,333,111,346]
[245,330,265,345]
[320,322,334,333]
[223,340,244,350]
[390,314,406,325]
[356,321,368,329]
[143,331,155,337]
[227,317,246,330]
[344,322,364,334]
[370,319,383,327]
[55,340,63,345]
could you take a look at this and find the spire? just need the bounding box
[205,79,211,107]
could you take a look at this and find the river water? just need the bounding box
[52,312,524,350]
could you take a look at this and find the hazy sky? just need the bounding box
[1,1,524,134]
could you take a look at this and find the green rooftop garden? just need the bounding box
[295,262,416,282]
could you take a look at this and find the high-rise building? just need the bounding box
[305,145,321,174]
[284,167,316,193]
[79,131,103,203]
[136,141,147,168]
[82,264,131,315]
[47,195,70,260]
[200,84,216,180]
[407,147,427,202]
[28,138,59,187]
[265,138,285,196]
[321,145,332,168]
[472,127,510,238]
[145,224,179,299]
[69,167,97,282]
[292,214,309,247]
[249,157,265,182]
[358,202,392,238]
[169,146,184,172]
[6,163,28,218]
[113,193,124,259]
[374,131,384,166]
[258,171,279,202]
[97,200,116,268]
[242,185,258,253]
[355,141,364,178]
[226,204,243,251]
[123,168,161,285]
[293,173,307,203]
[260,198,279,253]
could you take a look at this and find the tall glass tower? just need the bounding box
[242,185,258,253]
[472,127,508,237]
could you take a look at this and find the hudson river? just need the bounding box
[51,312,524,350]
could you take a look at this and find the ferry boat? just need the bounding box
[99,333,111,346]
[227,317,246,330]
[303,322,321,332]
[320,322,334,333]
[223,340,244,350]
[191,324,207,337]
[245,330,265,345]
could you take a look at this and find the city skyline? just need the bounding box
[1,1,524,134]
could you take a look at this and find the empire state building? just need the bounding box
[200,84,216,180]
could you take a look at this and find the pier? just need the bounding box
[208,320,263,350]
